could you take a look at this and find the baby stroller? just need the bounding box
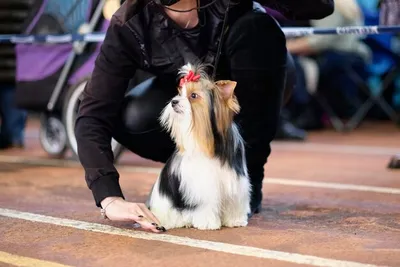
[15,0,124,161]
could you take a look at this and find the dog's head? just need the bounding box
[160,63,240,157]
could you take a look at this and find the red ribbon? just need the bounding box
[179,70,201,87]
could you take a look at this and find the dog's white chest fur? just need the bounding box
[147,152,251,230]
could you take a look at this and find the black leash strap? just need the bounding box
[211,1,230,80]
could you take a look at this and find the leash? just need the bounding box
[211,0,231,80]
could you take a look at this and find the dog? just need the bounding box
[146,63,251,230]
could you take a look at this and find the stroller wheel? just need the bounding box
[63,78,124,163]
[39,114,68,158]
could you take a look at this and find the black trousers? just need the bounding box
[113,12,290,210]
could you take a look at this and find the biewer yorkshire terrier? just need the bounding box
[146,63,251,230]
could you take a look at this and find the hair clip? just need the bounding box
[179,70,201,87]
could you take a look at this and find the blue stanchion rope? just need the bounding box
[0,25,399,44]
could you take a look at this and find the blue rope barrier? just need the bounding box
[0,25,399,44]
[282,25,400,37]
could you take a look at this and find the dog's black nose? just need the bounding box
[171,100,179,107]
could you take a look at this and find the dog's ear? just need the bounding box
[215,80,237,100]
[215,80,240,114]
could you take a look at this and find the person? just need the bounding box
[0,2,28,150]
[75,0,334,233]
[284,0,372,130]
[0,84,27,150]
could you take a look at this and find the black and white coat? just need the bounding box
[146,84,251,230]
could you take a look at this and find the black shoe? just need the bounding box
[275,118,307,141]
[293,106,324,131]
[248,203,262,219]
[0,136,11,149]
[0,137,24,150]
[388,154,400,169]
[248,187,263,218]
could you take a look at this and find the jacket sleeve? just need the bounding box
[74,14,141,207]
[259,0,335,20]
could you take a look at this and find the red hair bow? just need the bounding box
[179,70,201,87]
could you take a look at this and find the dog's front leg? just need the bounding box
[222,177,251,228]
[191,205,222,230]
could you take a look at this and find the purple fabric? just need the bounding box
[264,6,287,21]
[16,0,100,83]
[16,44,73,82]
[67,45,99,85]
[16,0,72,82]
[260,0,334,20]
[68,19,111,85]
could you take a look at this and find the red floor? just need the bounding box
[0,117,399,267]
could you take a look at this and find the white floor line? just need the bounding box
[119,170,400,196]
[0,208,386,267]
[271,142,400,156]
[265,178,400,195]
[0,251,73,267]
[1,155,400,195]
[0,155,80,168]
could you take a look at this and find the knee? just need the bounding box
[120,77,176,133]
[121,78,163,133]
[225,12,287,68]
[121,96,158,133]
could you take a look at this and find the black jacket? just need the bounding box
[75,0,334,207]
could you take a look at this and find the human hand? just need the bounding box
[101,197,166,233]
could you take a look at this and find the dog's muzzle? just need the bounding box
[171,99,183,114]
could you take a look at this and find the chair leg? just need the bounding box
[345,66,400,131]
[314,92,346,132]
[345,95,376,131]
[367,67,399,122]
[309,63,399,132]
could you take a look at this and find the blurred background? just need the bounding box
[1,2,399,265]
[0,0,399,167]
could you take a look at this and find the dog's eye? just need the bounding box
[190,93,198,99]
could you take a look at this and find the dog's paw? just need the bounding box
[222,217,248,228]
[192,217,221,230]
[193,222,222,230]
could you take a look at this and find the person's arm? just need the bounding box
[75,13,140,207]
[75,12,164,232]
[286,37,317,55]
[259,0,335,20]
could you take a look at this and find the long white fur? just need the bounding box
[147,63,251,230]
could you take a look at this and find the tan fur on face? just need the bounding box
[178,78,240,158]
[183,81,215,157]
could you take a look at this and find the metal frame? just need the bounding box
[46,0,106,111]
